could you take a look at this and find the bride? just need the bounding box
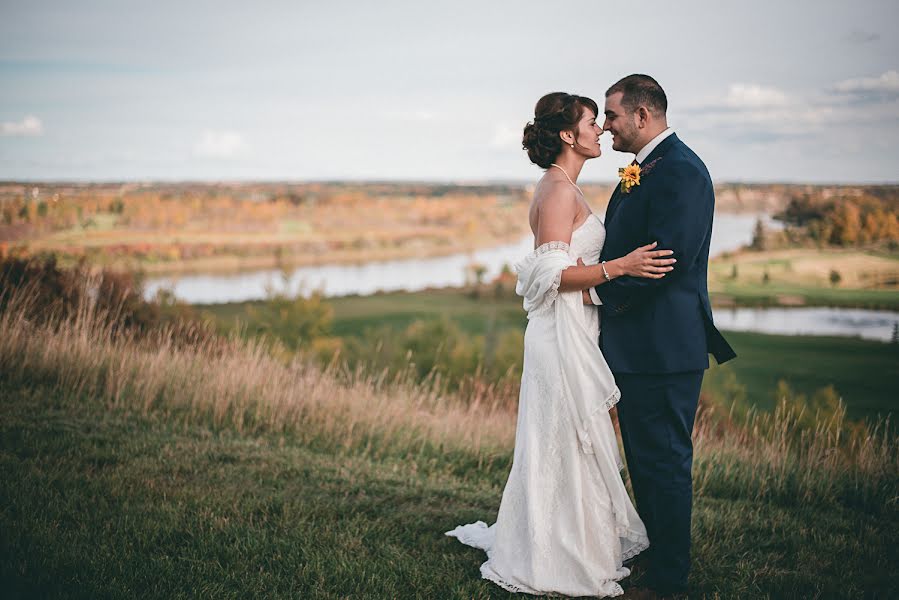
[446,92,676,597]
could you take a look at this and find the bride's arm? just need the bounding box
[536,185,675,293]
[559,242,676,292]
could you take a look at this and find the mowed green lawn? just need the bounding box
[710,331,899,421]
[200,289,899,422]
[708,248,899,310]
[710,281,899,310]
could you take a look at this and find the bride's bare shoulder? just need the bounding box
[529,179,579,236]
[532,178,578,213]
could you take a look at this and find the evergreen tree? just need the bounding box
[751,218,767,250]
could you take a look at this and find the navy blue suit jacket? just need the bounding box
[595,133,736,374]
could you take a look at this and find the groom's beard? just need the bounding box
[611,122,640,154]
[613,134,638,154]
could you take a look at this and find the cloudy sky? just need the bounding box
[0,0,897,183]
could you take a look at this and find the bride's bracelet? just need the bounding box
[601,260,612,282]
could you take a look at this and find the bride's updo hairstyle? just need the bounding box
[522,92,599,169]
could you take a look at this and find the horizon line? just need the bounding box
[2,178,898,188]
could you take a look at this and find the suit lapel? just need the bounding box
[606,179,642,227]
[604,184,623,224]
[605,133,681,226]
[641,132,679,168]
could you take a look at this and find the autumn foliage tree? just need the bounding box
[777,189,899,248]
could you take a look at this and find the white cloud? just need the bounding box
[681,74,899,142]
[1,115,43,136]
[833,70,899,95]
[193,130,246,159]
[725,84,790,108]
[681,105,835,142]
[681,84,816,139]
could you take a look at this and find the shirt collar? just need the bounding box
[635,127,675,164]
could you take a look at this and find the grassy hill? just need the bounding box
[201,288,899,423]
[2,278,897,598]
[3,381,895,599]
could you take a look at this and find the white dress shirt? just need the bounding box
[635,127,674,165]
[588,128,676,306]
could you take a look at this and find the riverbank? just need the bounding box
[710,247,899,310]
[1,181,537,276]
[138,213,786,302]
[17,225,536,277]
[5,181,891,277]
[111,229,534,276]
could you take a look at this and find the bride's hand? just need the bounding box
[618,242,676,279]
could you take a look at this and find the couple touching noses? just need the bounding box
[447,74,735,599]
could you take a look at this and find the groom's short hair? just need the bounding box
[606,74,667,116]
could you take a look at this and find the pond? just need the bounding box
[712,307,898,343]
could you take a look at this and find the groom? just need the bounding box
[590,74,736,596]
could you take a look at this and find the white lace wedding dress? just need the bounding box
[446,214,649,597]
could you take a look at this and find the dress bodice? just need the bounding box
[569,213,606,267]
[518,212,607,321]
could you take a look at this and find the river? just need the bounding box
[142,212,899,341]
[144,212,779,304]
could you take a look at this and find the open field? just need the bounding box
[710,248,899,310]
[1,279,896,599]
[200,287,899,423]
[0,182,541,273]
[703,332,899,422]
[0,182,555,274]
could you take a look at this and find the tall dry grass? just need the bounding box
[1,267,896,512]
[694,401,896,512]
[0,274,517,467]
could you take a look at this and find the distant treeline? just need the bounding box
[5,181,896,234]
[772,188,899,247]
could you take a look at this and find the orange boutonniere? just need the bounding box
[618,163,641,194]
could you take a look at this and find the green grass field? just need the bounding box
[199,289,899,423]
[709,248,899,310]
[2,274,896,599]
[710,281,899,310]
[708,331,899,421]
[2,381,896,599]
